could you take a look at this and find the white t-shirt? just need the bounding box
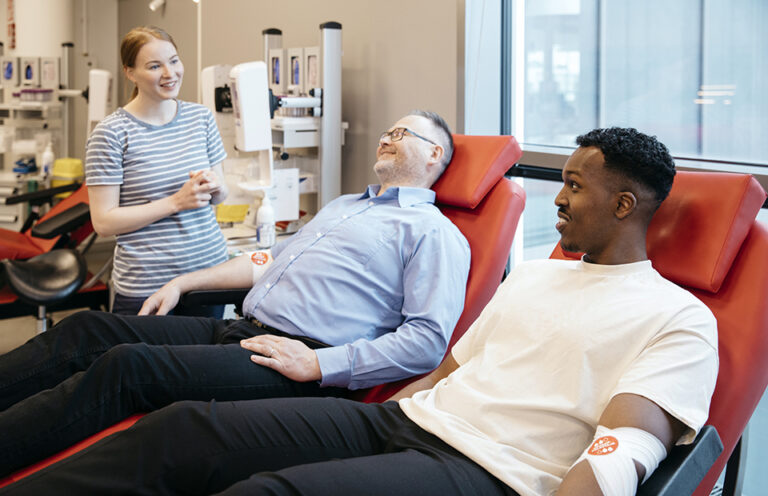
[399,258,718,496]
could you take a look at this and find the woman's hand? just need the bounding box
[198,164,229,204]
[170,172,216,212]
[195,169,223,195]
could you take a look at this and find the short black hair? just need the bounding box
[576,127,676,204]
[408,109,454,169]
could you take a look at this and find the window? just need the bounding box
[463,0,768,265]
[520,0,768,165]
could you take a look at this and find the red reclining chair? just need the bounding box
[550,171,768,496]
[0,134,527,486]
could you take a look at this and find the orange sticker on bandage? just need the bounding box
[251,252,270,265]
[588,436,619,455]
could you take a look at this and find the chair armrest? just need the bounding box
[177,288,250,308]
[637,425,722,496]
[30,202,91,239]
[3,183,81,206]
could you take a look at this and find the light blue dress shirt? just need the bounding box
[242,185,470,389]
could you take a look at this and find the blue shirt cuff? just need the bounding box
[315,346,351,388]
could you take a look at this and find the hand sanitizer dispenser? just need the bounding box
[229,61,274,228]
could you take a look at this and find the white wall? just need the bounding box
[73,0,119,160]
[197,0,461,193]
[117,0,199,105]
[11,0,75,57]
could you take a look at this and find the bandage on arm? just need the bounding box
[245,249,273,284]
[573,425,667,496]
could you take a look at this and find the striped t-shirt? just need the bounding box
[85,100,228,297]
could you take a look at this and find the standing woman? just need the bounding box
[85,26,229,316]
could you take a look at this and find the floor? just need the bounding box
[0,310,78,353]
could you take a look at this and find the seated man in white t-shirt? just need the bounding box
[3,128,718,496]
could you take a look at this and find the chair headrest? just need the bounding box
[432,134,522,209]
[647,171,766,292]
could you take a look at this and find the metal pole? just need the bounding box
[318,22,342,208]
[60,42,74,158]
[500,0,513,135]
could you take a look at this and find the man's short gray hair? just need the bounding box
[408,110,454,171]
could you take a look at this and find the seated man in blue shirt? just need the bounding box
[0,110,471,477]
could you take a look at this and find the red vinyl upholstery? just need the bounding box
[0,415,142,486]
[551,171,768,495]
[0,184,92,260]
[0,134,526,486]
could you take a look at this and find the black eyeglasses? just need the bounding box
[380,127,438,146]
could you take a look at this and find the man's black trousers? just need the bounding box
[2,398,517,496]
[0,311,345,477]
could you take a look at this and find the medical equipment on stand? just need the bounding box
[265,23,344,212]
[85,69,112,134]
[0,45,64,230]
[209,61,275,237]
[0,39,112,232]
[202,22,346,247]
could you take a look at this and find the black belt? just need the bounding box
[249,318,331,350]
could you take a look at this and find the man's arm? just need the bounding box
[387,352,460,402]
[238,336,464,390]
[313,225,471,389]
[139,254,254,315]
[556,393,686,496]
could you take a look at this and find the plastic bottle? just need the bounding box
[41,143,54,177]
[256,194,276,248]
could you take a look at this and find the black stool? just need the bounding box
[1,249,86,333]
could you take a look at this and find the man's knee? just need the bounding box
[95,343,156,379]
[55,309,116,333]
[141,400,211,433]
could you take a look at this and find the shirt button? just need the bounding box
[289,254,295,260]
[368,201,374,206]
[265,283,271,289]
[342,214,348,219]
[316,232,322,237]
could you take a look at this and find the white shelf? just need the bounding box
[271,116,348,149]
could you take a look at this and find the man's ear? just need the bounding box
[615,191,637,220]
[428,144,444,165]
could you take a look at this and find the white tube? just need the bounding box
[58,89,82,98]
[279,96,322,108]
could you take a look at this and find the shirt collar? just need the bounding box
[359,185,436,208]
